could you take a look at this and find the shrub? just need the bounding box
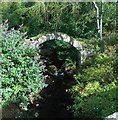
[70,51,118,119]
[0,20,48,110]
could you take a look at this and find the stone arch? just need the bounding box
[26,32,91,67]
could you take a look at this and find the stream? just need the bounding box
[29,53,76,119]
[37,73,74,119]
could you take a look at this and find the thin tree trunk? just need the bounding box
[93,1,103,53]
[100,0,104,53]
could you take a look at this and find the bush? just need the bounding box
[0,20,48,110]
[70,51,118,119]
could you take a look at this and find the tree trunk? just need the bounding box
[93,1,103,53]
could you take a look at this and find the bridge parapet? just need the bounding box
[25,32,93,67]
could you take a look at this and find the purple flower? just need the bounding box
[5,19,8,23]
[21,33,23,35]
[45,84,48,87]
[2,33,4,35]
[26,71,28,74]
[8,59,12,62]
[35,42,38,46]
[29,90,31,92]
[7,81,10,83]
[8,48,11,50]
[33,74,37,77]
[15,53,17,56]
[5,31,8,35]
[4,38,7,41]
[27,42,31,46]
[31,62,33,65]
[20,24,23,28]
[24,32,27,35]
[34,55,38,60]
[11,63,15,66]
[12,47,15,50]
[11,27,14,30]
[45,75,48,78]
[24,35,28,39]
[18,56,20,59]
[1,60,3,63]
[39,73,42,76]
[41,65,46,68]
[21,42,23,44]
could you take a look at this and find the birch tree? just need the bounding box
[93,1,104,53]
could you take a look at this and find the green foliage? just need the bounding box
[0,20,48,109]
[70,45,118,119]
[2,2,117,39]
[41,39,78,63]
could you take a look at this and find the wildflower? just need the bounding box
[18,56,20,59]
[1,60,3,63]
[12,47,15,50]
[11,78,14,81]
[39,49,41,52]
[21,33,23,35]
[7,81,10,83]
[8,48,11,50]
[24,35,28,39]
[24,32,27,35]
[11,27,14,30]
[4,38,7,41]
[38,73,42,76]
[31,62,33,65]
[29,90,31,92]
[8,59,12,62]
[33,74,37,77]
[5,19,8,23]
[35,42,38,46]
[45,75,48,78]
[34,56,38,60]
[11,63,15,66]
[20,24,23,28]
[27,42,31,46]
[5,31,8,35]
[18,76,21,79]
[45,84,48,87]
[1,23,3,26]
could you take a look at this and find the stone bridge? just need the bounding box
[25,32,92,67]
